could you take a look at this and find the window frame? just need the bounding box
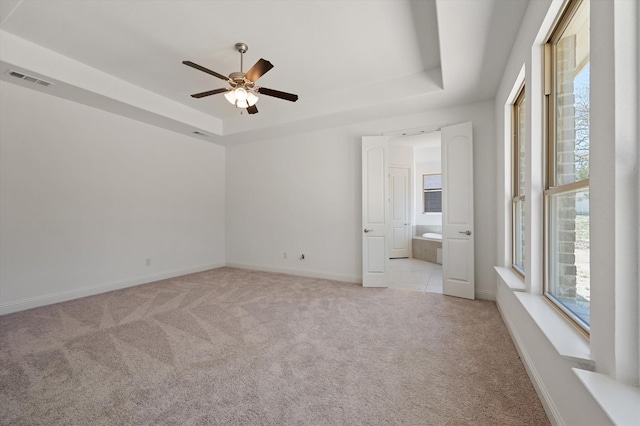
[512,83,526,277]
[422,173,442,214]
[543,0,590,335]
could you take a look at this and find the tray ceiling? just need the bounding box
[0,0,527,145]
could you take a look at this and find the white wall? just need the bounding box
[0,81,226,313]
[226,125,362,282]
[226,100,497,299]
[388,144,413,167]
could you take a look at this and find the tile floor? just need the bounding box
[387,257,443,293]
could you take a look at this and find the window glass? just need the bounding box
[514,199,525,272]
[423,174,441,190]
[423,174,442,213]
[554,1,590,186]
[517,93,526,196]
[512,85,525,274]
[547,188,590,326]
[546,0,590,331]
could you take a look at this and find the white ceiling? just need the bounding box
[0,0,527,146]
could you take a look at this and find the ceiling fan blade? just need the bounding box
[182,60,229,82]
[191,88,228,98]
[257,87,298,102]
[247,105,259,114]
[244,58,274,82]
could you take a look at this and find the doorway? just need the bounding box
[388,131,443,293]
[362,122,475,299]
[389,166,410,259]
[387,258,443,293]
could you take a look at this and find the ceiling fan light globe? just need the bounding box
[236,99,249,108]
[247,92,259,107]
[224,91,236,105]
[235,87,248,101]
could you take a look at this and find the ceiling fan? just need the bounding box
[183,42,298,115]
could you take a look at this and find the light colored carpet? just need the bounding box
[0,267,549,425]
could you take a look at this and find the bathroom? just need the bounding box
[412,133,442,265]
[388,130,442,292]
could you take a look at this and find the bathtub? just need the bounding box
[421,232,442,241]
[412,233,442,264]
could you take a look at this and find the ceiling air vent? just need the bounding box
[7,70,53,87]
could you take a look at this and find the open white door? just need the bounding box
[362,136,389,287]
[441,122,475,299]
[389,167,410,258]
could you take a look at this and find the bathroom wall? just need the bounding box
[389,144,413,167]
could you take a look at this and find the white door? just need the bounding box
[389,167,410,258]
[441,122,475,299]
[362,136,389,287]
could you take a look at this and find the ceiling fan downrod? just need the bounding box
[235,42,248,73]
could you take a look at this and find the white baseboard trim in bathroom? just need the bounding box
[225,262,362,284]
[0,263,225,315]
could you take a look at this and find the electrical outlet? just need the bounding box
[145,258,152,266]
[300,254,305,260]
[283,252,287,259]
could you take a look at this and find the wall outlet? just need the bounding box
[145,258,151,266]
[300,254,305,260]
[283,252,287,259]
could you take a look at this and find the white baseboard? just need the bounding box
[225,262,362,284]
[0,263,225,315]
[475,288,496,300]
[496,294,564,426]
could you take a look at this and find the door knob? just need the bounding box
[364,228,374,233]
[459,230,472,235]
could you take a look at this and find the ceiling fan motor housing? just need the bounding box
[229,71,245,82]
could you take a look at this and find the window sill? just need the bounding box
[495,266,594,369]
[495,266,526,291]
[573,369,640,426]
[496,267,640,424]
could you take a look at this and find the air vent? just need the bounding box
[192,131,209,137]
[7,70,53,87]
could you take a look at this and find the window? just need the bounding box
[512,84,526,275]
[423,174,442,213]
[544,0,590,331]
